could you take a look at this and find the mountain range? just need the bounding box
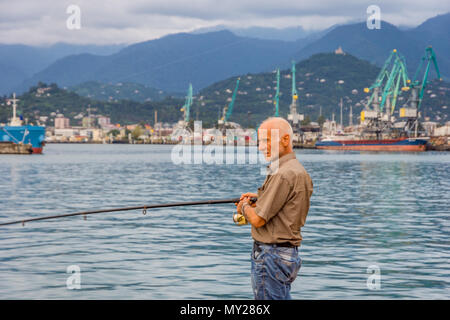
[1,12,449,98]
[2,53,448,128]
[18,30,300,94]
[190,24,330,42]
[295,14,450,80]
[0,43,125,95]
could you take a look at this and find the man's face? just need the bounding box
[258,127,280,161]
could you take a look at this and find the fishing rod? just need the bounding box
[0,197,257,227]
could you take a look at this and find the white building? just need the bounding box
[55,117,70,129]
[422,121,438,136]
[98,116,111,128]
[434,122,450,136]
[54,128,75,137]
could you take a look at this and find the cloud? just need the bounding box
[0,0,448,45]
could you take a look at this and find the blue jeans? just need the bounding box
[251,242,302,300]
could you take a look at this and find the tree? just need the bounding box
[301,115,311,126]
[317,115,325,127]
[108,129,120,137]
[131,126,143,140]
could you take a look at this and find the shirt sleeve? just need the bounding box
[254,174,291,223]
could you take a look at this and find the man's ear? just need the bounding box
[282,134,290,146]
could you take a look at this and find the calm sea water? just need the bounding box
[0,144,448,299]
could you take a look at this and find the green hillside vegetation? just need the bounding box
[0,82,185,126]
[70,81,183,103]
[197,53,450,126]
[1,53,449,128]
[13,14,450,98]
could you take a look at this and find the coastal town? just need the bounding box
[40,110,450,150]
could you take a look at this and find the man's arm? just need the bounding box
[237,197,266,228]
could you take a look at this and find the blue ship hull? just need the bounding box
[0,125,46,153]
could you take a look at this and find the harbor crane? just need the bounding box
[180,83,193,125]
[379,54,410,116]
[287,61,304,133]
[172,83,193,142]
[218,77,240,131]
[400,46,442,136]
[364,49,410,115]
[364,49,399,111]
[410,46,441,109]
[362,49,411,139]
[274,68,280,117]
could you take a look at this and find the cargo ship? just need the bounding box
[0,93,46,154]
[315,135,427,152]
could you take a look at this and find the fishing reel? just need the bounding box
[233,212,248,225]
[233,197,257,226]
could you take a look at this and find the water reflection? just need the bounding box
[0,145,448,299]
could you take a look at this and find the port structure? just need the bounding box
[362,47,442,140]
[287,61,304,142]
[171,83,194,142]
[401,46,442,137]
[218,77,240,133]
[180,83,193,128]
[274,68,280,117]
[362,49,412,139]
[7,93,23,126]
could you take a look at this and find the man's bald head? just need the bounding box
[258,117,294,161]
[259,117,294,145]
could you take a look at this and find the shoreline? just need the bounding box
[43,141,450,151]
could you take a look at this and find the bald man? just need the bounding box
[236,117,313,300]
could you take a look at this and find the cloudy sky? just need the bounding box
[1,0,449,46]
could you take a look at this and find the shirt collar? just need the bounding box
[267,152,296,174]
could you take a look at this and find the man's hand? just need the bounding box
[235,193,257,210]
[235,199,244,214]
[235,194,256,213]
[234,194,266,228]
[240,193,258,202]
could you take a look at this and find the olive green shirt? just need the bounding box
[252,152,313,247]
